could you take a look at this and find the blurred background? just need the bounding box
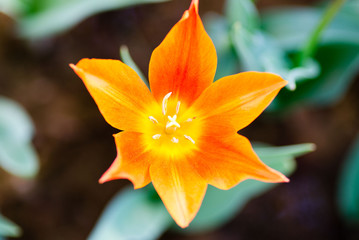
[0,0,359,239]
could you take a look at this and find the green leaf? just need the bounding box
[0,0,26,17]
[0,97,39,178]
[0,138,39,178]
[262,3,359,109]
[119,45,148,88]
[262,6,359,51]
[337,134,359,225]
[203,13,238,80]
[0,97,33,142]
[0,213,21,238]
[16,0,169,39]
[273,43,359,109]
[183,143,314,233]
[225,0,260,31]
[231,23,318,90]
[89,186,171,240]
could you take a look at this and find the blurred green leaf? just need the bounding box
[272,43,359,109]
[337,134,359,225]
[120,45,148,87]
[0,213,21,238]
[231,23,318,90]
[262,6,359,51]
[0,0,26,17]
[183,143,315,233]
[89,186,171,240]
[0,138,39,178]
[203,13,238,80]
[0,97,33,142]
[225,0,259,31]
[262,2,359,109]
[0,97,39,178]
[5,0,169,39]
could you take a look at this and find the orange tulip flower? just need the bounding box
[70,0,289,228]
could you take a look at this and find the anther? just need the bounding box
[184,135,195,144]
[152,134,161,140]
[176,101,181,114]
[171,137,179,143]
[148,116,159,124]
[185,117,196,122]
[162,92,172,115]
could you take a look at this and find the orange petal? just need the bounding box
[70,59,158,132]
[150,156,207,228]
[148,0,217,105]
[192,134,289,190]
[99,132,151,189]
[189,72,287,135]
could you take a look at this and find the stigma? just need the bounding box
[149,92,196,145]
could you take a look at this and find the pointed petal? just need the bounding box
[71,59,158,132]
[192,134,289,190]
[149,0,217,105]
[150,157,207,228]
[99,132,151,189]
[189,72,287,134]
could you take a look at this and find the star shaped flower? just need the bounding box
[71,0,289,228]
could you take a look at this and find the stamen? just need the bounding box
[148,116,159,124]
[171,137,179,143]
[162,92,172,115]
[166,115,180,128]
[184,135,195,144]
[152,134,161,140]
[185,117,196,122]
[176,101,181,114]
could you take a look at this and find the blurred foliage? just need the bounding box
[88,186,171,240]
[0,96,39,239]
[0,97,39,178]
[120,45,149,88]
[0,214,21,238]
[337,134,359,225]
[205,0,359,111]
[89,143,314,240]
[0,0,169,39]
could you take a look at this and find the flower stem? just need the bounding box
[297,0,346,66]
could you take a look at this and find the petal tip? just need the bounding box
[189,0,199,12]
[282,175,290,183]
[98,173,110,184]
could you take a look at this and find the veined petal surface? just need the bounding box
[148,0,217,105]
[189,72,287,135]
[71,59,158,132]
[192,134,289,190]
[150,156,207,228]
[99,132,151,189]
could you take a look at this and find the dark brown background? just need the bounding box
[0,0,358,239]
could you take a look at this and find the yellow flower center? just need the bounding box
[144,92,201,156]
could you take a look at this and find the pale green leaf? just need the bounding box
[0,97,39,178]
[0,138,39,178]
[203,13,238,80]
[225,0,259,31]
[337,134,359,225]
[16,0,169,39]
[89,186,171,240]
[119,45,148,87]
[0,97,33,142]
[0,213,21,238]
